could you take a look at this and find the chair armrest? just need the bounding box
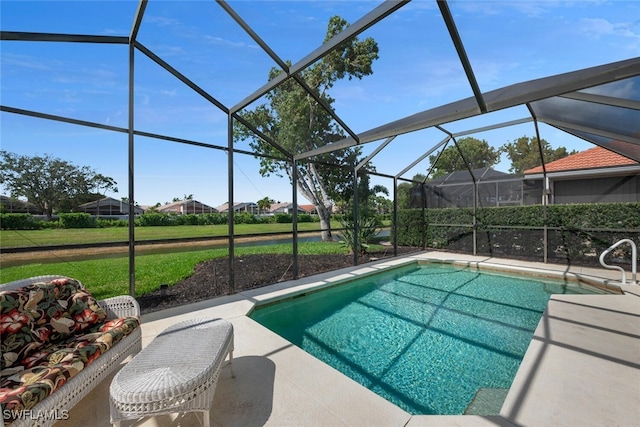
[99,295,141,319]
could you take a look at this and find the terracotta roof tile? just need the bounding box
[524,146,638,174]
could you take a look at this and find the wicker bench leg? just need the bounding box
[228,349,235,378]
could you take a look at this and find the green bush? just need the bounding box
[394,202,640,266]
[233,212,259,224]
[394,209,425,247]
[0,213,41,230]
[197,213,227,225]
[175,214,200,225]
[274,213,292,223]
[59,213,96,228]
[298,214,313,223]
[135,213,174,226]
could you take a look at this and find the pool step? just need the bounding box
[464,388,509,415]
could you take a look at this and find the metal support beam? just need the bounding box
[527,105,549,263]
[451,117,533,138]
[292,159,299,279]
[127,34,137,298]
[228,113,236,294]
[0,31,128,44]
[437,0,486,113]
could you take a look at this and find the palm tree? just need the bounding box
[257,197,274,215]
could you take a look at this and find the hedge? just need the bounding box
[394,202,640,267]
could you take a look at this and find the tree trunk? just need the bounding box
[316,203,333,242]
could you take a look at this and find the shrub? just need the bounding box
[59,213,96,228]
[135,213,174,226]
[274,213,292,223]
[298,214,313,223]
[394,202,640,267]
[0,213,41,230]
[337,215,382,255]
[233,212,259,224]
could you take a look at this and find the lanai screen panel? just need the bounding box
[530,76,640,161]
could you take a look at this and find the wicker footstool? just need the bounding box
[109,317,234,427]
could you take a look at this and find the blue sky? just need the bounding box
[1,0,639,207]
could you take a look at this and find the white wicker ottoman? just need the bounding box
[109,317,234,427]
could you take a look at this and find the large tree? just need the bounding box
[502,136,576,174]
[397,173,427,209]
[234,16,379,241]
[428,137,501,178]
[0,151,118,220]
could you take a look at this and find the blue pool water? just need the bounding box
[250,262,609,415]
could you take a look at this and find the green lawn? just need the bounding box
[0,222,343,248]
[1,221,392,300]
[0,241,355,300]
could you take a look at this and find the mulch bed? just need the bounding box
[138,247,419,314]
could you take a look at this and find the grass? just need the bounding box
[0,241,356,300]
[0,222,341,248]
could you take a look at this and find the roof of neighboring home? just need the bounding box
[267,203,310,213]
[524,146,638,174]
[268,202,291,212]
[215,201,257,212]
[157,199,217,212]
[298,204,316,213]
[77,197,145,213]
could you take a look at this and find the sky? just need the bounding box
[1,0,639,208]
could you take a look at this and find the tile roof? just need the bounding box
[524,146,638,174]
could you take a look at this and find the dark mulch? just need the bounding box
[138,247,419,314]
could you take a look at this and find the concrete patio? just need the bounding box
[53,251,640,427]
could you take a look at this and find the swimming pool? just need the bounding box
[250,262,611,415]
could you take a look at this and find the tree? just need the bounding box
[257,197,274,214]
[502,136,576,174]
[428,137,501,177]
[0,151,118,220]
[234,15,379,241]
[397,173,426,209]
[172,194,193,202]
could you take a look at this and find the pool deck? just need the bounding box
[55,251,640,427]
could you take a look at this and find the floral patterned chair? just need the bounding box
[0,276,141,427]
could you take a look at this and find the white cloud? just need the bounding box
[1,53,52,71]
[580,17,640,50]
[203,35,258,50]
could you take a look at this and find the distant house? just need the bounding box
[156,199,218,215]
[77,197,145,216]
[298,204,318,215]
[0,195,43,214]
[215,202,259,214]
[524,146,640,204]
[266,202,309,215]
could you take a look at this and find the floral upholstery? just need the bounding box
[0,278,140,424]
